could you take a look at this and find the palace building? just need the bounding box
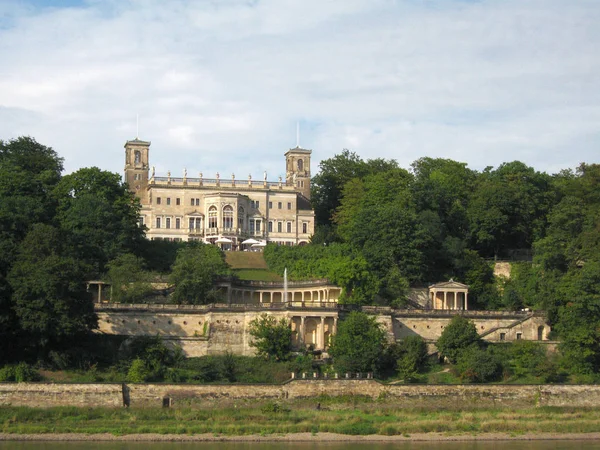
[124,138,315,247]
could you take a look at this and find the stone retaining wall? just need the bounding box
[2,381,599,409]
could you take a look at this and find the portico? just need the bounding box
[429,280,469,310]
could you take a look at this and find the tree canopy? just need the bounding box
[329,311,387,373]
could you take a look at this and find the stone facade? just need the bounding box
[95,304,551,357]
[124,138,315,246]
[1,381,598,408]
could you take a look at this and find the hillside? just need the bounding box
[225,252,282,282]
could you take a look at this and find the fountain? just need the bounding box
[284,267,288,304]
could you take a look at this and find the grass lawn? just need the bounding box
[3,401,600,436]
[225,252,269,269]
[233,269,283,282]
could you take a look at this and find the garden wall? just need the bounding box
[2,380,600,409]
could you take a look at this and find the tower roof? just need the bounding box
[125,138,151,147]
[285,147,312,156]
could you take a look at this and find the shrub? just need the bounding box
[396,336,428,382]
[455,346,503,383]
[0,363,40,382]
[127,358,151,382]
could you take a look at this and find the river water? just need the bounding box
[1,442,600,450]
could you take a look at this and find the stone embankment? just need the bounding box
[1,380,599,408]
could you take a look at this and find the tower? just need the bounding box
[285,146,312,199]
[124,138,150,204]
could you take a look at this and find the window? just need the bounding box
[278,202,282,209]
[255,200,260,209]
[138,216,145,227]
[499,333,506,341]
[516,332,522,340]
[223,205,233,229]
[277,222,282,233]
[268,221,273,232]
[156,197,161,205]
[269,202,273,209]
[166,217,171,229]
[287,222,292,233]
[302,223,307,234]
[176,198,180,206]
[195,198,200,206]
[175,218,180,229]
[156,217,161,228]
[189,217,201,230]
[191,199,195,206]
[208,206,218,228]
[166,198,171,206]
[287,202,292,210]
[298,159,303,171]
[134,150,141,164]
[256,220,261,232]
[249,219,255,233]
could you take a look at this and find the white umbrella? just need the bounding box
[215,237,233,244]
[251,241,267,248]
[241,238,260,245]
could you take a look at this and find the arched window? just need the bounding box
[297,159,303,171]
[208,206,218,229]
[223,205,233,229]
[134,150,141,164]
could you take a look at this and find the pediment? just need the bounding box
[429,280,469,290]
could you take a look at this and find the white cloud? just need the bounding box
[0,0,598,180]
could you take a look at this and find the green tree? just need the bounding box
[436,315,482,363]
[105,253,154,303]
[248,314,292,361]
[53,167,145,277]
[7,224,97,352]
[467,161,554,258]
[169,243,229,304]
[396,335,428,381]
[509,340,547,378]
[455,346,503,383]
[329,311,387,373]
[0,137,64,363]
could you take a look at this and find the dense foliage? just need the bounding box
[169,243,230,304]
[0,137,163,365]
[329,312,387,373]
[248,314,293,361]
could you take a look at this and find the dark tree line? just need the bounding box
[0,137,148,364]
[307,150,600,377]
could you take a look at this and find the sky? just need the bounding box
[1,0,599,180]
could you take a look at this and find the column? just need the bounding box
[98,284,103,303]
[443,291,447,310]
[464,292,468,311]
[227,285,232,305]
[300,316,305,347]
[333,317,338,335]
[320,317,325,350]
[260,291,263,304]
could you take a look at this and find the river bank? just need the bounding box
[2,401,600,438]
[3,432,600,442]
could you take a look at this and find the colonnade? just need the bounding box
[429,280,469,310]
[291,315,337,350]
[229,287,340,305]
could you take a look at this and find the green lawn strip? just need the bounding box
[3,405,600,436]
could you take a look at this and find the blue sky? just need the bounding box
[1,0,599,179]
